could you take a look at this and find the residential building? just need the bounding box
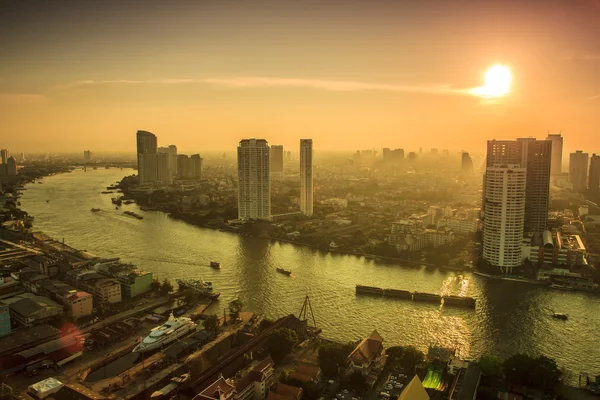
[6,157,17,176]
[238,138,271,220]
[486,138,551,234]
[589,154,600,194]
[482,164,527,273]
[270,145,284,178]
[546,133,563,176]
[83,150,93,162]
[0,303,10,337]
[270,383,302,400]
[136,130,158,170]
[0,149,9,164]
[439,218,479,235]
[67,270,122,304]
[2,294,63,327]
[139,153,158,183]
[191,154,202,179]
[346,330,385,386]
[156,152,171,184]
[35,280,93,319]
[300,139,313,217]
[177,154,192,179]
[569,150,589,193]
[114,270,153,299]
[289,363,321,384]
[158,145,178,178]
[461,152,473,173]
[193,377,236,400]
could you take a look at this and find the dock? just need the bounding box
[355,285,476,308]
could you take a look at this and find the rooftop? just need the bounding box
[0,324,60,355]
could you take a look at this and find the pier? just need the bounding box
[355,285,476,308]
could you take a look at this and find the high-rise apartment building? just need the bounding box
[20,152,25,162]
[158,145,178,178]
[546,133,563,176]
[300,139,314,216]
[191,154,202,179]
[237,139,271,220]
[486,138,551,234]
[0,149,10,164]
[6,157,17,176]
[156,153,171,184]
[136,130,157,170]
[83,150,93,162]
[589,154,600,194]
[177,155,192,179]
[270,145,284,177]
[139,153,158,183]
[482,164,527,273]
[569,150,589,193]
[461,152,474,173]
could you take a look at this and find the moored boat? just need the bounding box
[276,267,292,276]
[91,208,101,212]
[210,261,220,269]
[552,313,568,320]
[132,314,197,353]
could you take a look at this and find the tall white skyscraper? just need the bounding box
[0,149,10,164]
[300,139,314,216]
[158,145,178,178]
[237,139,271,220]
[546,133,563,176]
[482,164,527,273]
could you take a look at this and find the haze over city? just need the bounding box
[1,0,599,153]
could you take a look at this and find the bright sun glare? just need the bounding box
[472,64,512,98]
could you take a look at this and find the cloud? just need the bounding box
[0,93,48,105]
[562,51,600,61]
[54,76,471,96]
[589,94,600,100]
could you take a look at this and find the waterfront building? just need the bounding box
[300,139,313,216]
[191,154,202,179]
[83,150,93,162]
[523,230,587,267]
[237,138,271,220]
[546,133,563,176]
[136,130,158,182]
[486,138,551,234]
[6,156,17,176]
[193,377,236,400]
[67,270,122,304]
[114,270,153,299]
[270,145,284,178]
[438,218,479,235]
[589,154,600,194]
[569,150,589,193]
[346,330,384,386]
[2,293,63,327]
[158,145,178,178]
[35,280,93,319]
[0,302,10,337]
[230,356,276,400]
[139,153,172,184]
[156,152,172,184]
[482,164,527,273]
[461,152,474,173]
[0,149,9,164]
[177,154,192,179]
[408,152,418,162]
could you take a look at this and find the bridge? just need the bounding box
[72,162,138,169]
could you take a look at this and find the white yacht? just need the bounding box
[133,314,197,353]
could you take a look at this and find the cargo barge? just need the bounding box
[355,285,384,296]
[442,295,476,308]
[413,292,442,303]
[383,288,412,299]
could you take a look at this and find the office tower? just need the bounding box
[83,150,92,161]
[6,157,17,176]
[486,138,551,234]
[158,145,178,178]
[300,139,314,216]
[546,133,563,176]
[270,145,284,177]
[177,155,191,179]
[237,139,270,220]
[0,149,9,164]
[569,151,589,193]
[589,154,600,194]
[20,152,25,162]
[139,153,158,183]
[431,148,438,155]
[461,152,474,173]
[482,164,527,273]
[136,130,158,170]
[191,154,202,179]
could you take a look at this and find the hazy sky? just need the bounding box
[1,0,599,153]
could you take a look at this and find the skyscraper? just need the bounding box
[569,150,589,193]
[589,154,600,194]
[546,133,563,176]
[461,152,474,173]
[237,139,271,220]
[177,155,192,179]
[482,164,527,273]
[486,138,551,234]
[139,153,158,183]
[136,130,157,170]
[0,149,9,164]
[156,153,171,184]
[158,145,178,178]
[191,154,202,179]
[300,139,314,216]
[83,150,92,162]
[270,145,284,178]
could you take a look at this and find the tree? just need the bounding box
[159,278,174,295]
[259,318,275,332]
[150,278,161,292]
[349,371,367,393]
[385,346,405,368]
[203,314,220,333]
[228,299,243,321]
[478,355,503,378]
[318,342,355,378]
[267,328,298,363]
[397,346,424,371]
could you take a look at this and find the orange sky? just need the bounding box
[1,0,599,154]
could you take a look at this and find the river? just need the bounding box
[19,168,600,379]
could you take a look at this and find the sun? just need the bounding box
[471,65,512,98]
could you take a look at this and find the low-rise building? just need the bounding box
[67,270,121,304]
[289,363,321,384]
[94,262,153,299]
[231,356,276,400]
[194,376,236,400]
[35,280,93,319]
[347,330,385,384]
[523,230,587,267]
[0,302,11,337]
[2,293,63,327]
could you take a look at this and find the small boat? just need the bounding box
[550,283,574,291]
[124,211,143,220]
[37,181,43,184]
[101,191,113,194]
[276,267,292,276]
[91,208,101,212]
[210,261,221,269]
[552,313,568,320]
[46,200,50,203]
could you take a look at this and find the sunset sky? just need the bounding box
[1,0,599,153]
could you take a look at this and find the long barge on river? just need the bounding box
[355,285,476,308]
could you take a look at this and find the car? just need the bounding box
[341,390,349,394]
[336,394,343,399]
[328,380,335,385]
